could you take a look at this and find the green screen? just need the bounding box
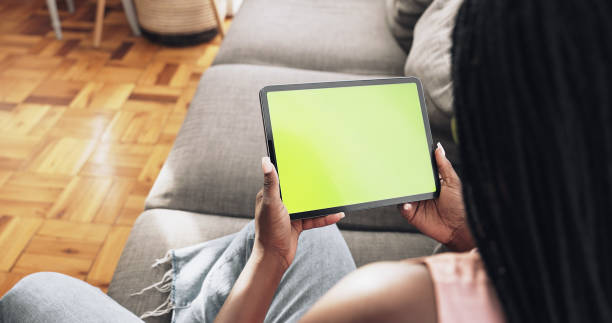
[266,82,436,214]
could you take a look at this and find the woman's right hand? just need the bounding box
[399,143,474,252]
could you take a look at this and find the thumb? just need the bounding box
[435,143,459,187]
[262,157,281,200]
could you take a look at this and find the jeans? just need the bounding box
[0,272,143,323]
[0,223,355,323]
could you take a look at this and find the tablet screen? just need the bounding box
[263,79,437,218]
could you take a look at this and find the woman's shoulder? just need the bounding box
[417,250,506,323]
[419,249,488,281]
[301,260,437,323]
[303,250,505,323]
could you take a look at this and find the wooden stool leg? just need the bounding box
[46,0,62,40]
[120,0,141,36]
[209,0,225,38]
[93,0,106,47]
[65,0,75,13]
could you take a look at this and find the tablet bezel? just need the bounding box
[259,77,440,220]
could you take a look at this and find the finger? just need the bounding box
[301,212,345,231]
[302,217,321,231]
[399,203,416,220]
[261,157,281,201]
[255,188,264,209]
[400,202,413,215]
[435,142,459,187]
[301,218,314,230]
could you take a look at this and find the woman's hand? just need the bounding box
[216,157,345,323]
[399,143,474,252]
[254,157,345,271]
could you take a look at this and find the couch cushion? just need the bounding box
[108,210,250,323]
[341,227,437,267]
[402,0,463,164]
[385,0,433,52]
[147,64,457,232]
[212,0,407,76]
[404,0,463,129]
[108,209,437,320]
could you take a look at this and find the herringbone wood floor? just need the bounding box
[0,0,230,296]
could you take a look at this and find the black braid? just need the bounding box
[451,0,612,322]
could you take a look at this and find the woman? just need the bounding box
[2,0,611,321]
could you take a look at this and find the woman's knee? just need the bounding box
[297,224,354,265]
[2,272,77,302]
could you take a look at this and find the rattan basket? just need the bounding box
[134,0,227,46]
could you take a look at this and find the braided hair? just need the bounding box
[451,0,612,322]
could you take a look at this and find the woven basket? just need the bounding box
[134,0,227,46]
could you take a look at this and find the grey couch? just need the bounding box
[108,0,456,320]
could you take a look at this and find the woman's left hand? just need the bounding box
[254,157,345,271]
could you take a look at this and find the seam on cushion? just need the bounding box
[141,206,253,220]
[139,207,421,233]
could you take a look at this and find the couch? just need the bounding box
[108,0,458,321]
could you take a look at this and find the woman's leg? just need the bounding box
[265,224,356,323]
[172,222,355,323]
[0,272,143,323]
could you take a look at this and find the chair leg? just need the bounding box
[209,0,225,38]
[120,0,141,36]
[65,0,75,13]
[93,0,106,47]
[46,0,62,40]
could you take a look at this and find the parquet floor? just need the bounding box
[0,0,230,296]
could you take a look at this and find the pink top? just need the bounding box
[422,250,506,323]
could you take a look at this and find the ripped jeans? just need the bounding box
[0,223,355,323]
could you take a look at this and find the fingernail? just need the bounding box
[261,157,273,173]
[403,203,411,211]
[437,142,446,156]
[340,212,345,219]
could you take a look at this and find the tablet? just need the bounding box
[259,77,439,219]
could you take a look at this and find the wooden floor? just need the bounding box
[0,0,229,296]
